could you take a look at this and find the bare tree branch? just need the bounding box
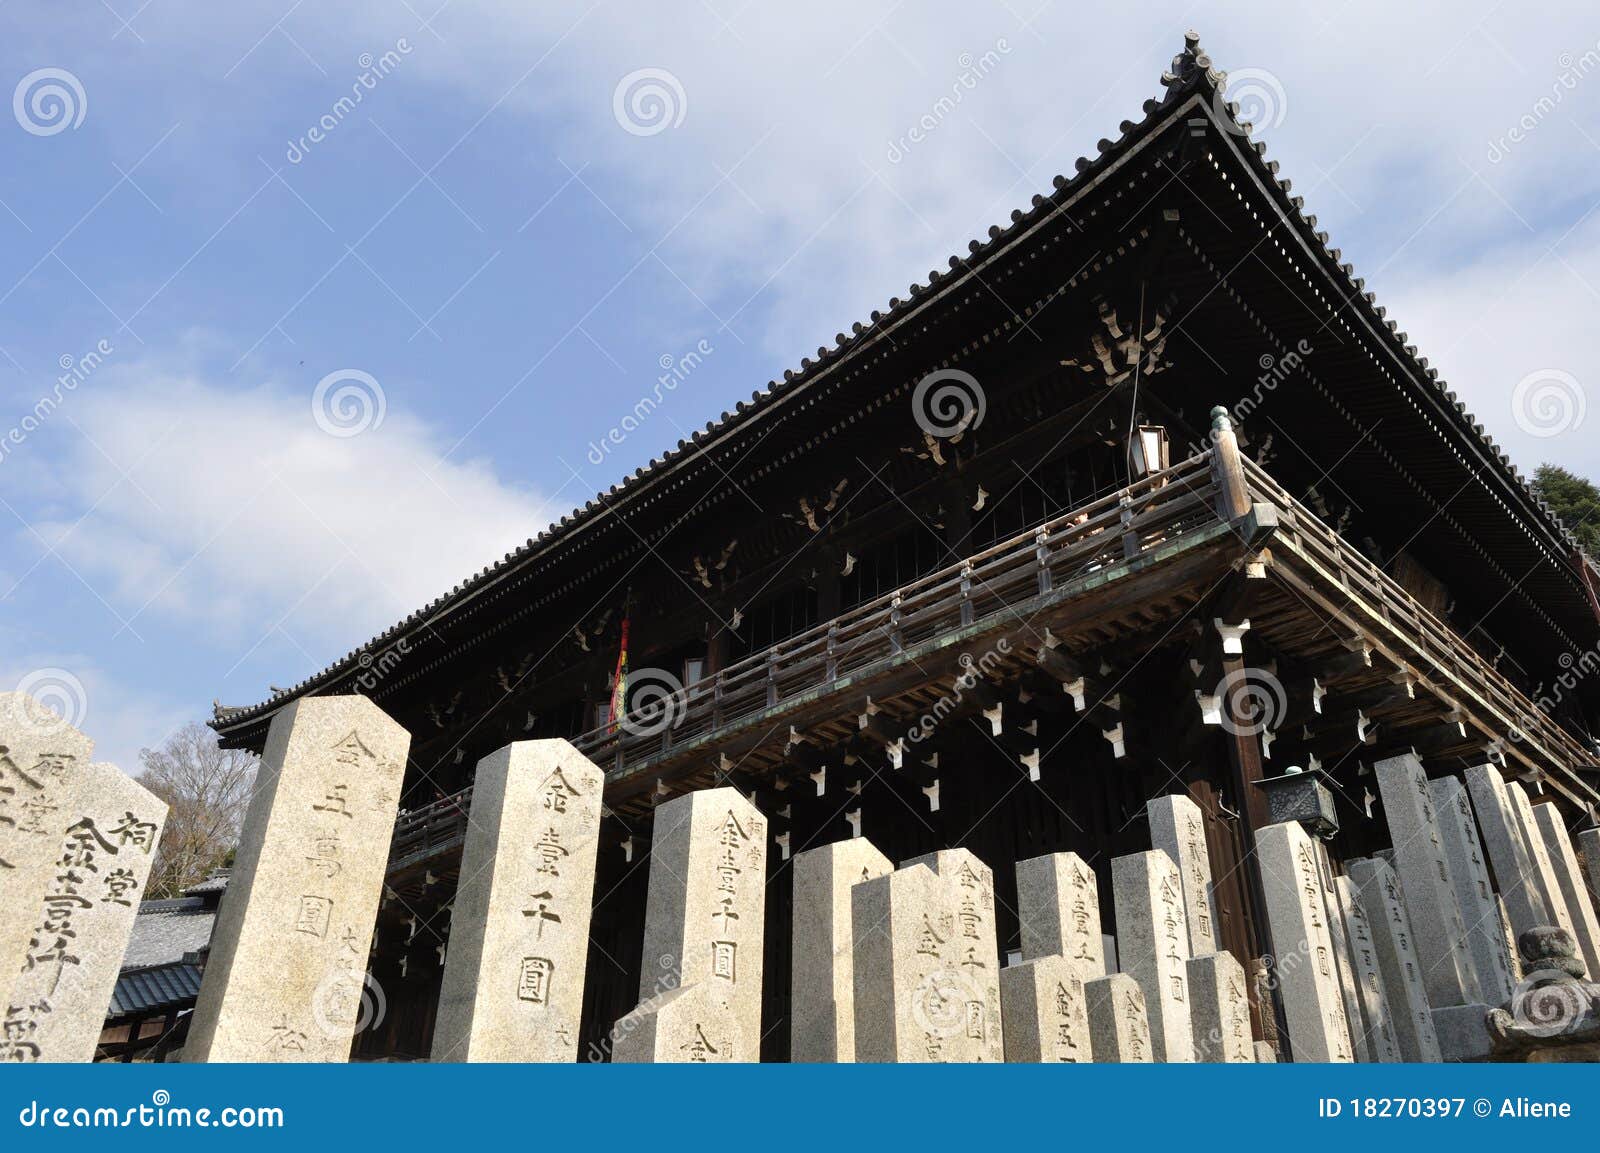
[138,722,258,898]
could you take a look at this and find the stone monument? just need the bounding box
[431,740,604,1062]
[613,787,767,1062]
[790,836,892,1061]
[185,695,409,1061]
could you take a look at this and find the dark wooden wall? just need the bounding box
[566,642,1267,1062]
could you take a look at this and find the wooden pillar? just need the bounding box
[1217,649,1293,1058]
[815,544,842,622]
[939,477,974,556]
[1208,406,1251,521]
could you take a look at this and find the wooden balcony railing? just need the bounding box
[382,444,1597,869]
[569,450,1223,773]
[1238,454,1599,787]
[388,785,473,870]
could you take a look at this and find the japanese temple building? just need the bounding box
[210,33,1600,1061]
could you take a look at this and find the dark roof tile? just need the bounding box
[107,963,204,1021]
[210,29,1596,738]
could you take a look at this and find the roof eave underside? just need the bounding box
[211,42,1596,743]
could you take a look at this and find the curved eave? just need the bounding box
[211,48,1209,743]
[212,33,1597,747]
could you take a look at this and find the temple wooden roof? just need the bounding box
[213,31,1600,752]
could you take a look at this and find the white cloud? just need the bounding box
[17,362,551,658]
[8,2,1600,776]
[0,655,192,779]
[95,2,1600,415]
[1384,211,1600,480]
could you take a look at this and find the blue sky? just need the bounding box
[2,1,1598,773]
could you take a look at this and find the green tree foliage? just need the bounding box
[1532,464,1600,558]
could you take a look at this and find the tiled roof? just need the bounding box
[211,31,1598,738]
[184,868,230,896]
[106,963,203,1021]
[119,897,217,970]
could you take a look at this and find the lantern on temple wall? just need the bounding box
[1130,424,1170,479]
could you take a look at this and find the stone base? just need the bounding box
[1430,1003,1494,1063]
[1253,1040,1278,1063]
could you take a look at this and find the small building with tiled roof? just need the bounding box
[97,871,228,1061]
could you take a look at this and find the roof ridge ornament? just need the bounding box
[1160,30,1219,98]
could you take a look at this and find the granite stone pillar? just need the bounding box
[1333,876,1400,1062]
[431,740,604,1062]
[2,761,165,1062]
[1014,850,1104,972]
[1528,801,1600,982]
[1463,764,1549,938]
[1111,849,1193,1062]
[1255,821,1354,1062]
[1577,828,1600,915]
[1084,972,1152,1062]
[1505,782,1574,941]
[1347,857,1442,1062]
[185,695,409,1062]
[1148,793,1217,955]
[613,787,767,1062]
[1000,954,1092,1062]
[0,694,92,1018]
[1186,951,1253,1062]
[790,837,892,1061]
[1371,752,1478,1006]
[1428,775,1515,1004]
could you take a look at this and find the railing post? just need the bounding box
[825,623,839,682]
[959,562,975,626]
[712,670,725,727]
[1119,493,1140,559]
[1034,526,1052,595]
[766,649,779,708]
[1208,405,1252,521]
[889,591,903,654]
